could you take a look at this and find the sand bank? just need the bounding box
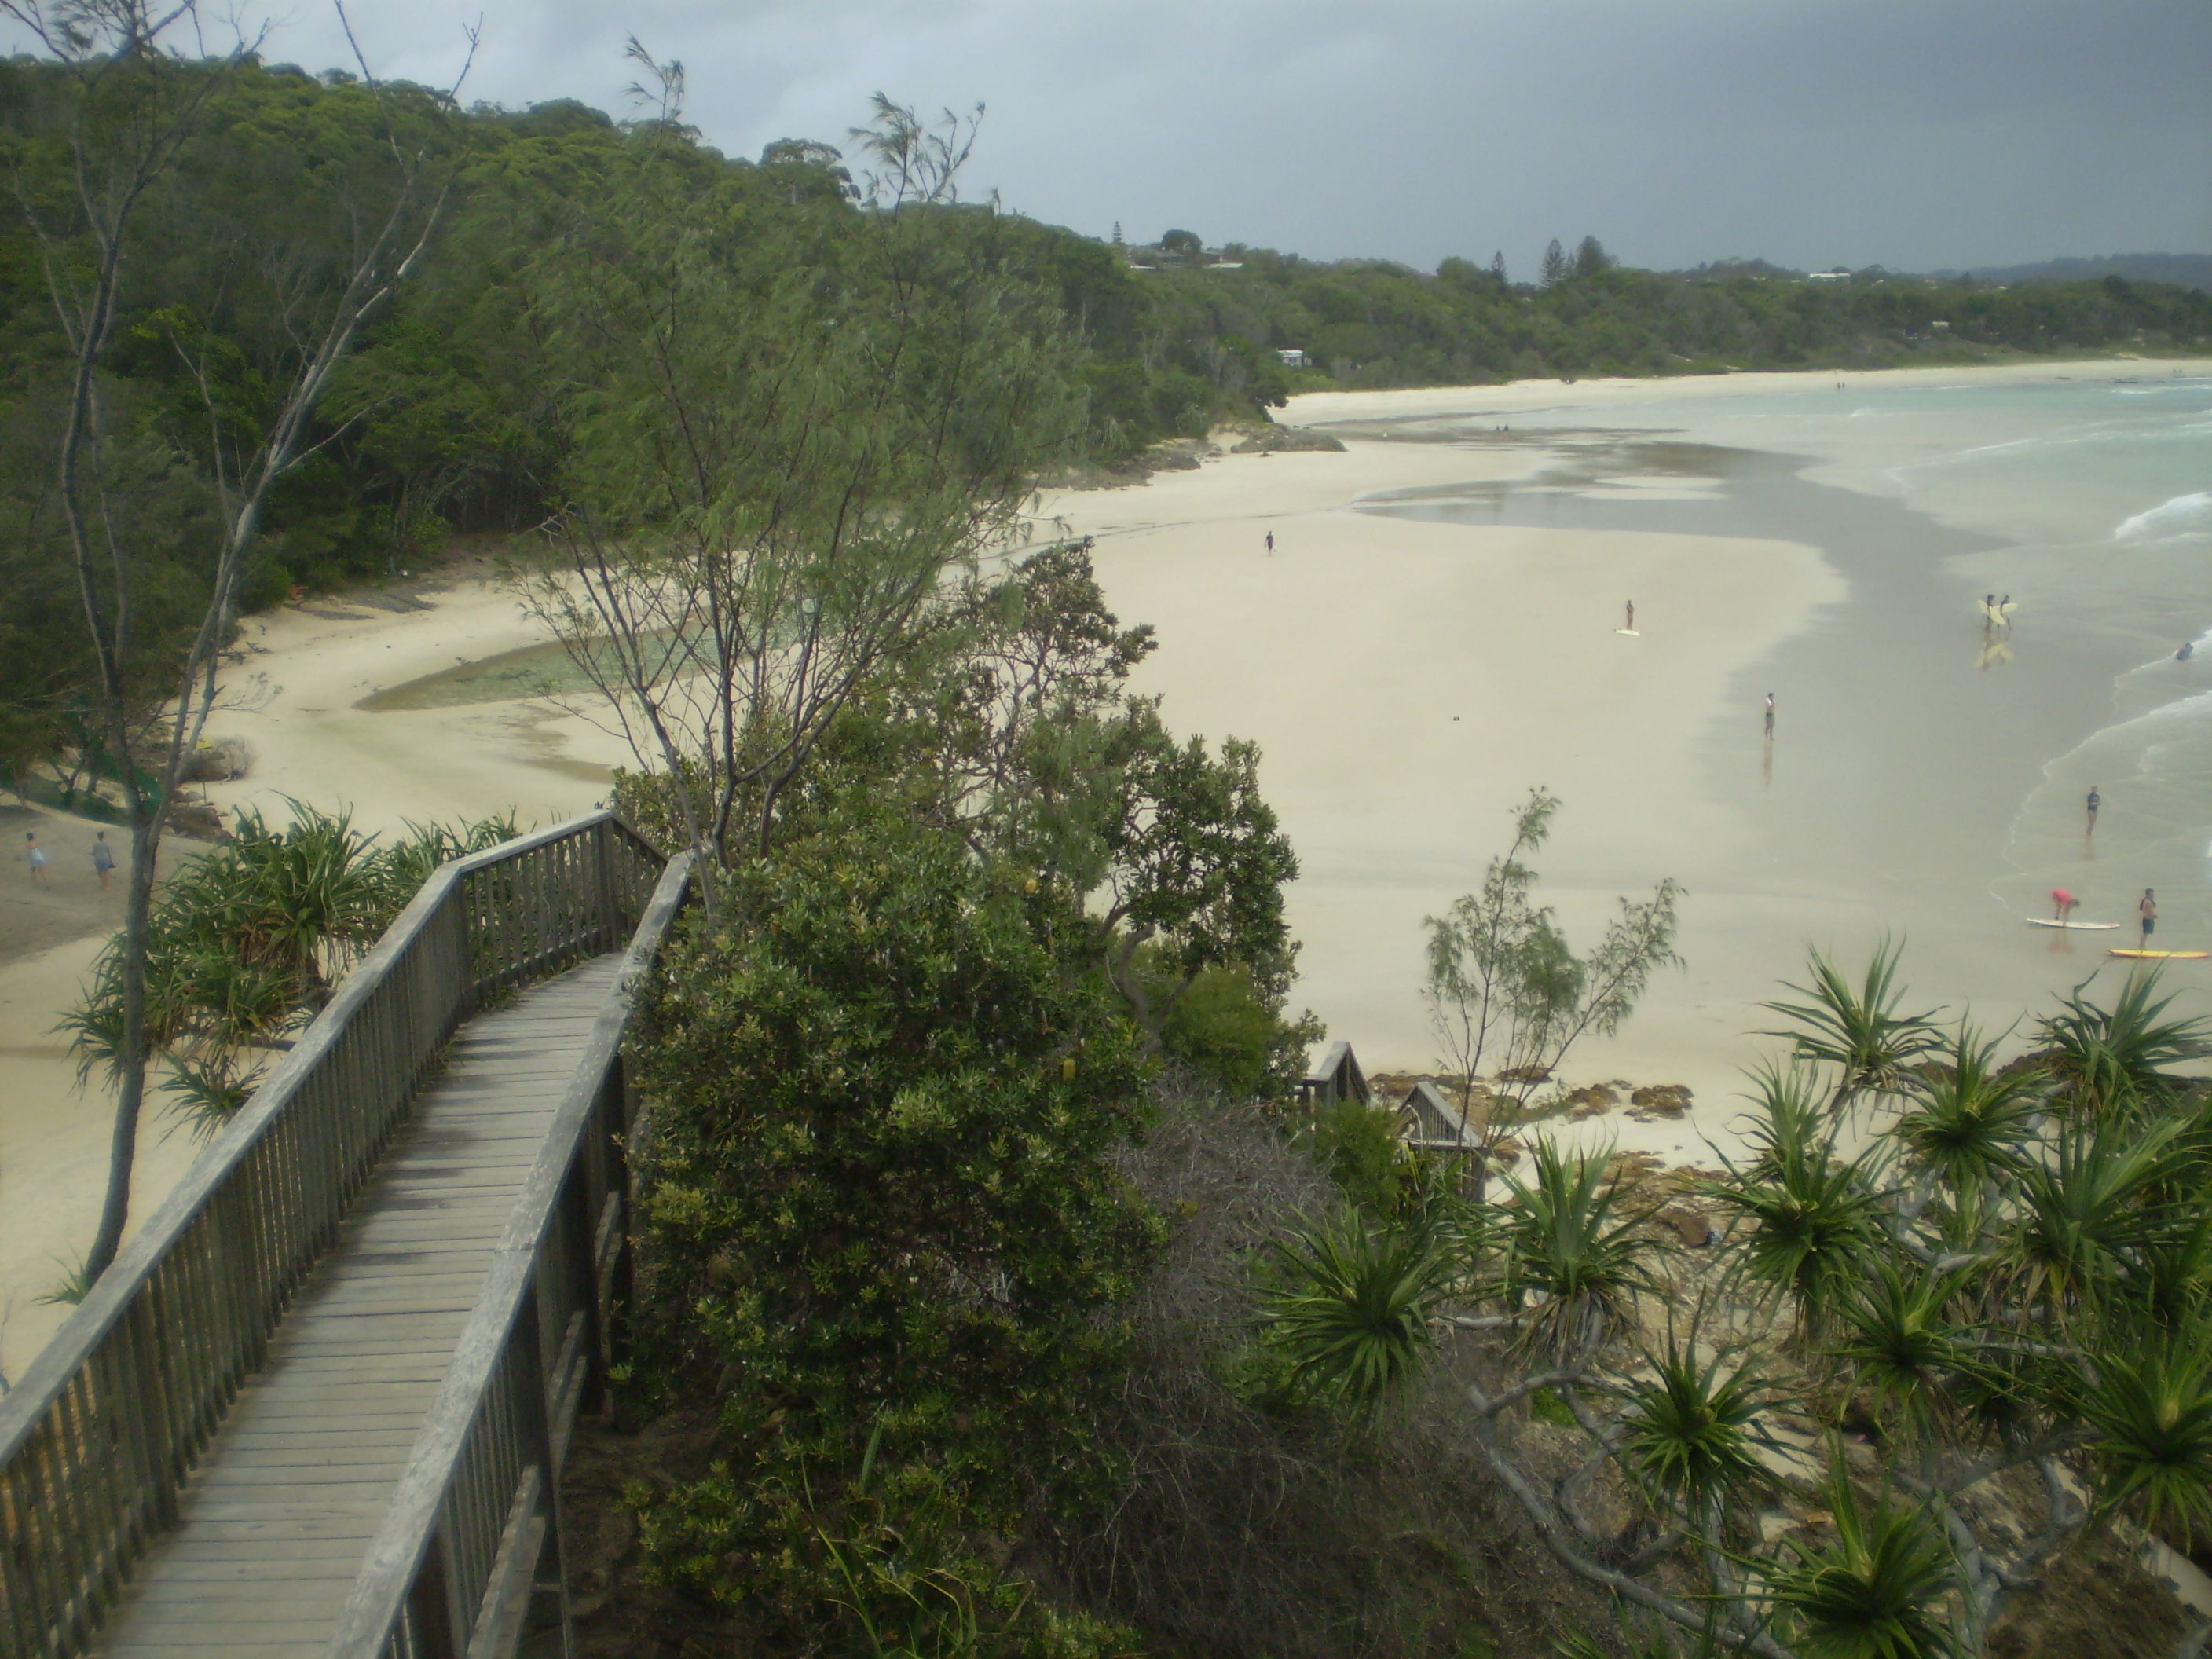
[1,576,618,1379]
[1035,421,1844,1163]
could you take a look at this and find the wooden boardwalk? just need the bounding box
[90,954,626,1658]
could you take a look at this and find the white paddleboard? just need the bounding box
[2027,918,2120,931]
[1615,629,1641,636]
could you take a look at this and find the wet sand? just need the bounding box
[1044,358,2212,1163]
[4,357,2199,1375]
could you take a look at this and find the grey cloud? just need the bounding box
[17,0,2208,271]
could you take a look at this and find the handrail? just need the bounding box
[0,810,665,1659]
[328,850,694,1659]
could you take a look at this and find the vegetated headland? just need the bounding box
[6,36,2212,1659]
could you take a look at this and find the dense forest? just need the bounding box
[13,32,2212,1659]
[4,58,2209,748]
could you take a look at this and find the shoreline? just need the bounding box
[5,355,2202,1374]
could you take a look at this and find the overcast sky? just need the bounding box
[106,0,2212,273]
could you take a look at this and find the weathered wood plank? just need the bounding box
[89,950,628,1659]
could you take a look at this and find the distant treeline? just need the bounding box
[3,57,2208,616]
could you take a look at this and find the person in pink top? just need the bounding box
[2051,887,2076,924]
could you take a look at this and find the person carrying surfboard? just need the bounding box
[2141,889,2157,941]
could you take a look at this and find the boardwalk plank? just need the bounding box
[91,952,623,1659]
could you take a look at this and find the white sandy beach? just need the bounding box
[2,356,2199,1375]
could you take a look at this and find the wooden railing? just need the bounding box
[0,811,667,1659]
[328,848,693,1659]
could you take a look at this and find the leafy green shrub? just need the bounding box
[630,816,1163,1629]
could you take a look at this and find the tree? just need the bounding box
[625,815,1158,1648]
[520,92,1082,885]
[1423,789,1682,1172]
[2,0,465,1280]
[1540,237,1569,287]
[1490,249,1508,285]
[1574,235,1614,279]
[1159,227,1202,259]
[1259,959,2212,1659]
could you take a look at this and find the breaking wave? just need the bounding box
[2115,492,2212,543]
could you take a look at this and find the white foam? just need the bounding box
[2115,492,2212,544]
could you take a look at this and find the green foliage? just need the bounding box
[1159,963,1318,1100]
[1617,1336,1776,1523]
[1761,1469,1965,1659]
[1702,1085,1886,1342]
[631,815,1160,1607]
[1424,789,1681,1147]
[56,804,513,1134]
[1256,1208,1450,1413]
[1302,1097,1412,1217]
[2036,970,2212,1116]
[1761,942,1943,1110]
[1493,1138,1664,1360]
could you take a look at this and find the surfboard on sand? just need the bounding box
[2027,918,2121,931]
[1615,629,1641,636]
[2110,949,2210,960]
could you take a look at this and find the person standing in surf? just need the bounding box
[1624,599,1635,632]
[2052,887,2076,925]
[1763,692,1775,736]
[2085,786,2100,835]
[2141,889,2157,942]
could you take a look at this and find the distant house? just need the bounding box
[1277,348,1309,369]
[1805,270,1851,283]
[1297,1041,1368,1111]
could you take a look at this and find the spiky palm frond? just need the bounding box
[1258,1210,1450,1412]
[159,1049,266,1139]
[1702,1101,1887,1344]
[1891,1024,2043,1214]
[1829,1260,1989,1441]
[2036,969,2212,1117]
[1995,1116,2185,1324]
[1761,1463,1965,1659]
[1760,941,1943,1110]
[2077,1317,2212,1549]
[1618,1335,1778,1527]
[1495,1137,1665,1361]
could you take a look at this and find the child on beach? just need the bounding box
[25,830,46,884]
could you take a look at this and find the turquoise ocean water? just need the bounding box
[1334,367,2212,1033]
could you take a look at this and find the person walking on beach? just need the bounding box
[1624,599,1635,632]
[1265,531,1273,554]
[91,830,115,891]
[1763,691,1775,736]
[25,830,47,884]
[2052,887,2077,925]
[2085,786,2101,835]
[2140,888,2157,942]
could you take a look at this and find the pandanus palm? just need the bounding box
[1829,1259,1988,1446]
[1890,1023,2043,1237]
[1760,941,1943,1113]
[2076,1315,2212,1550]
[1258,1209,1452,1412]
[1617,1334,1778,1533]
[1995,1115,2184,1327]
[1761,1465,1966,1659]
[2036,969,2212,1118]
[1494,1137,1665,1361]
[1704,1087,1887,1345]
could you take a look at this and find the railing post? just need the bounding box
[594,818,620,949]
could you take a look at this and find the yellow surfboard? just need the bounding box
[2108,949,2209,960]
